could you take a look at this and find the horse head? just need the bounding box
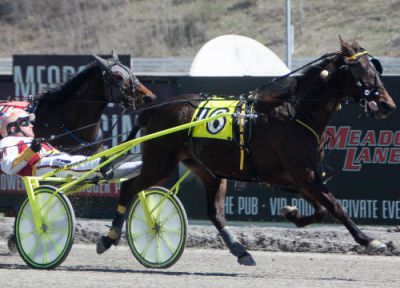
[92,49,156,110]
[335,36,396,119]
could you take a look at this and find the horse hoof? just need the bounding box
[7,234,17,255]
[238,252,256,266]
[280,206,298,218]
[366,240,387,254]
[96,236,119,254]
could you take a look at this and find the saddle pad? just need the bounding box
[191,97,238,140]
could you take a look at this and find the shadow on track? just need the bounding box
[0,263,239,277]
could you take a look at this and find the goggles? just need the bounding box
[6,116,32,136]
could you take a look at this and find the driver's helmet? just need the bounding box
[0,109,35,138]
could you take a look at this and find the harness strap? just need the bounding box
[295,119,321,145]
[238,101,246,170]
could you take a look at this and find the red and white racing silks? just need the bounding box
[0,136,59,176]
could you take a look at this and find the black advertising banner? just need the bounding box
[175,76,400,225]
[12,54,130,97]
[0,75,13,99]
[1,70,400,224]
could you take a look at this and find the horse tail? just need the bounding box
[124,124,141,142]
[136,107,159,127]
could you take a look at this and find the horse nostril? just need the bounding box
[380,101,396,112]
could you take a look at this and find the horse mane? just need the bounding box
[36,62,101,102]
[297,56,337,87]
[257,55,338,102]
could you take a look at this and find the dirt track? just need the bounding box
[1,217,400,287]
[1,243,400,288]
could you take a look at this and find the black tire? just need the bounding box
[126,186,188,269]
[15,185,76,269]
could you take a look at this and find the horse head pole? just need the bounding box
[92,53,109,70]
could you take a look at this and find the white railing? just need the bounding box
[0,58,12,75]
[1,57,400,76]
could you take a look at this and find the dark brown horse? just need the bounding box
[6,51,155,253]
[97,37,396,265]
[32,50,155,155]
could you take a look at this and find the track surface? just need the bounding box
[1,242,400,288]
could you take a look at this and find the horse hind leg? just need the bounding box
[182,159,255,266]
[280,191,326,227]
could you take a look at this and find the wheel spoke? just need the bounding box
[161,227,181,235]
[42,237,49,264]
[140,235,155,258]
[156,234,161,263]
[132,212,147,224]
[160,208,178,226]
[27,235,42,260]
[18,229,38,241]
[47,226,69,235]
[130,229,151,241]
[44,232,64,255]
[21,210,32,220]
[45,204,66,224]
[159,232,176,254]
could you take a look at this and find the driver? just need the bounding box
[0,108,141,180]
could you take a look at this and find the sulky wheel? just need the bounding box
[15,185,76,269]
[126,186,188,269]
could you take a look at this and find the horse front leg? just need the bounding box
[96,178,134,254]
[306,176,386,253]
[97,157,179,254]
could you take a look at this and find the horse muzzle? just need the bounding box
[143,95,156,105]
[367,100,396,119]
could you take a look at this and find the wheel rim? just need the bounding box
[128,191,186,267]
[16,189,74,268]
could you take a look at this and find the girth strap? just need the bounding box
[238,101,246,170]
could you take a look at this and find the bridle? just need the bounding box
[101,58,141,108]
[93,51,144,109]
[342,50,384,113]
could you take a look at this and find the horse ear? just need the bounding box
[351,38,362,50]
[112,49,119,61]
[92,53,109,69]
[339,35,353,56]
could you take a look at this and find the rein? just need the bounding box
[294,119,321,144]
[8,50,376,155]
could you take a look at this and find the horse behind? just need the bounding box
[4,51,156,253]
[32,50,155,155]
[99,37,396,265]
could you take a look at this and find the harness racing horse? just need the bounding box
[98,37,396,265]
[6,51,155,253]
[32,50,155,155]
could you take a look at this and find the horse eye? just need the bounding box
[113,73,124,81]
